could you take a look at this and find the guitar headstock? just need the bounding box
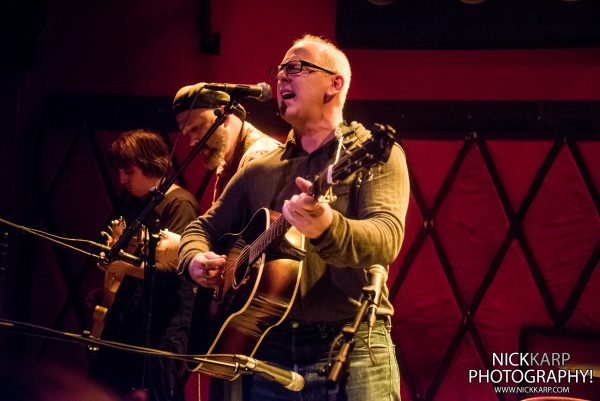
[369,123,396,164]
[311,123,396,198]
[100,217,126,247]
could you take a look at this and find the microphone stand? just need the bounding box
[0,317,239,370]
[104,98,241,264]
[326,283,377,388]
[0,217,141,266]
[0,317,305,392]
[140,219,160,391]
[0,231,7,316]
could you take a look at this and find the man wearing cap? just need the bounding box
[173,83,280,203]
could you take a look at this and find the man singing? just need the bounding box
[178,34,409,400]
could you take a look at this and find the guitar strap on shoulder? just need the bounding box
[317,121,373,207]
[341,122,373,218]
[320,125,346,204]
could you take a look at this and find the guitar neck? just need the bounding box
[249,215,290,262]
[244,158,345,261]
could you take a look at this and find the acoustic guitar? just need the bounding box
[188,123,397,380]
[89,217,144,340]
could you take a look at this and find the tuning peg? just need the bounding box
[385,124,396,136]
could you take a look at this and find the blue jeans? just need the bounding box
[244,319,400,401]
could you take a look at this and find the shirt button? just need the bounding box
[290,321,300,329]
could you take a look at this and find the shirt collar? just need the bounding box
[281,122,363,160]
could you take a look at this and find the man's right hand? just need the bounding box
[188,251,227,288]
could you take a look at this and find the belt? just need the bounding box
[280,315,391,332]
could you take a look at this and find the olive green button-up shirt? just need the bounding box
[179,121,410,323]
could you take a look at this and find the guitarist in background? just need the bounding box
[178,34,410,401]
[88,130,199,401]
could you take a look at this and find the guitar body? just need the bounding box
[90,217,142,340]
[90,270,126,339]
[188,208,305,380]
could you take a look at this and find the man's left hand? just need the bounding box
[283,177,333,239]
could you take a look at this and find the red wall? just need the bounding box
[34,0,600,100]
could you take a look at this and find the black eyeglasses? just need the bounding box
[269,60,336,80]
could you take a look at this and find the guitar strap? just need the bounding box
[342,122,374,218]
[268,153,295,211]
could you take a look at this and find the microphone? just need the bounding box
[234,354,304,391]
[96,242,142,266]
[366,264,387,329]
[204,82,272,102]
